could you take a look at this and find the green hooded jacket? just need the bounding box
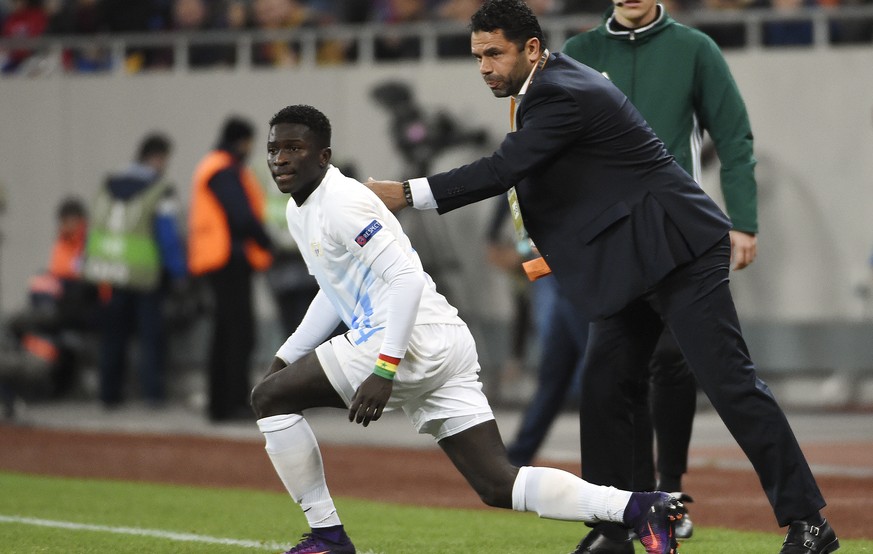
[562,5,758,232]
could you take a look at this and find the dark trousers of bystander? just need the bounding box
[98,287,166,407]
[507,275,589,466]
[649,329,698,493]
[205,260,256,421]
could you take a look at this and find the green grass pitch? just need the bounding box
[1,472,871,553]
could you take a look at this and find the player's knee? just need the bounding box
[251,380,285,419]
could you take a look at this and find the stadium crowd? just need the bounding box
[2,0,872,74]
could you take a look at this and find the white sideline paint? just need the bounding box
[0,515,384,553]
[0,515,287,550]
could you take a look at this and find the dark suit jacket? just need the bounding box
[428,53,731,320]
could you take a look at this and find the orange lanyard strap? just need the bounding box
[506,51,549,246]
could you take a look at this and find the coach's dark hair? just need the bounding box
[470,0,546,52]
[269,105,332,148]
[137,133,171,162]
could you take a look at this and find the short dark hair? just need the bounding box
[137,133,171,162]
[57,196,86,220]
[269,105,332,149]
[470,0,545,51]
[218,115,255,146]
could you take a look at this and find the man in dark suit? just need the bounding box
[366,1,838,553]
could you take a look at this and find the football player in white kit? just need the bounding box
[250,104,683,554]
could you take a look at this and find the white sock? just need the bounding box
[511,466,632,523]
[257,414,342,528]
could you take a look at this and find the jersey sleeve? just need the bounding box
[327,186,399,266]
[323,183,424,361]
[367,241,425,359]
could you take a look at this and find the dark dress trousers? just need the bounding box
[426,53,824,526]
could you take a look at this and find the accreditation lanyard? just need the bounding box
[507,50,552,280]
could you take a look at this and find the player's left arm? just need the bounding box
[348,240,425,426]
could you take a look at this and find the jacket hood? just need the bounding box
[106,163,159,200]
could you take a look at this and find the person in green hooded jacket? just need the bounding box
[563,0,759,550]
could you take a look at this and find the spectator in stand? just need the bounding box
[373,0,430,60]
[828,0,873,44]
[435,0,482,58]
[251,0,353,65]
[152,0,237,69]
[334,0,371,23]
[205,0,251,66]
[251,0,316,67]
[47,0,113,73]
[221,0,252,30]
[99,0,168,71]
[1,0,49,74]
[763,0,814,46]
[697,0,754,48]
[47,0,99,34]
[99,0,165,32]
[310,0,358,64]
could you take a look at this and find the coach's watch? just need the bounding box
[401,181,414,207]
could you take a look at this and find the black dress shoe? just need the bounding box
[780,518,840,553]
[571,527,634,554]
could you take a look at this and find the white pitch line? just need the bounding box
[0,515,288,550]
[689,457,873,479]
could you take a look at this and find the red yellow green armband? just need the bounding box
[374,353,401,380]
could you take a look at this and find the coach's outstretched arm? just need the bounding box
[366,179,411,213]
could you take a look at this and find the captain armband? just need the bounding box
[373,353,401,380]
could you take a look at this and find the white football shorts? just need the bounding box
[315,323,494,441]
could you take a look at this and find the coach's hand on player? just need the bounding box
[365,178,408,213]
[349,374,393,427]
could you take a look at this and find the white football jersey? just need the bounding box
[285,166,463,345]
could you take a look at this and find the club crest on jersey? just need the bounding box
[310,241,322,257]
[355,220,382,247]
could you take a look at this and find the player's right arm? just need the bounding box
[267,290,342,377]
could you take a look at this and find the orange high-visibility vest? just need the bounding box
[187,150,272,276]
[49,221,87,280]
